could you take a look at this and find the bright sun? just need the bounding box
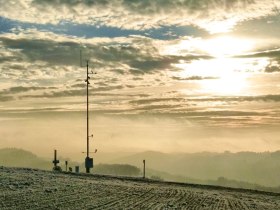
[198,36,254,58]
[169,36,257,95]
[175,58,251,96]
[165,36,254,58]
[200,70,248,95]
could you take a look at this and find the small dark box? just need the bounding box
[85,157,93,168]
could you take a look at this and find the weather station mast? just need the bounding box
[85,61,93,173]
[81,49,96,173]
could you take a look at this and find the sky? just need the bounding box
[0,0,280,159]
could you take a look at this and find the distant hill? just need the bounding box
[2,148,280,189]
[93,164,141,176]
[110,150,280,187]
[0,148,51,170]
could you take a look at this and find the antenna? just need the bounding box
[80,47,97,173]
[84,60,95,173]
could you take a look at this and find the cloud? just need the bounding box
[0,0,279,33]
[130,97,186,105]
[265,62,280,73]
[0,30,186,103]
[230,14,280,40]
[0,27,279,130]
[190,95,280,103]
[0,36,81,67]
[0,95,14,102]
[0,29,213,91]
[1,86,55,94]
[1,81,279,128]
[172,76,219,80]
[237,48,280,59]
[0,85,59,102]
[235,48,280,73]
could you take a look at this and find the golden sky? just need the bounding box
[0,0,280,158]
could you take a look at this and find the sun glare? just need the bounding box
[168,36,258,95]
[173,57,270,96]
[200,73,248,96]
[199,36,254,58]
[164,36,254,59]
[198,19,238,34]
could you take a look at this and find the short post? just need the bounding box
[52,150,59,167]
[65,161,68,172]
[52,149,61,172]
[143,159,146,179]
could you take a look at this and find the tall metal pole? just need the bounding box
[83,57,94,173]
[86,60,90,173]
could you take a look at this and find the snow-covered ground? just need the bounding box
[0,166,279,209]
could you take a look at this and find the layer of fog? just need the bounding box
[1,113,280,162]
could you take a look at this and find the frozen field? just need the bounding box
[0,167,280,210]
